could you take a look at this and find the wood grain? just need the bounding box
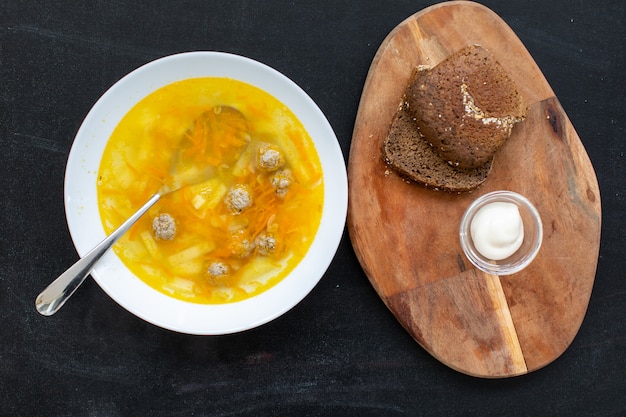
[347,1,601,378]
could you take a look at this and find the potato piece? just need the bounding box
[161,277,196,298]
[274,132,321,186]
[169,165,214,191]
[140,230,160,259]
[186,178,227,214]
[237,256,281,289]
[231,143,255,177]
[212,287,235,302]
[170,259,205,277]
[167,242,215,265]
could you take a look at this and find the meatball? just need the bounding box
[207,261,228,277]
[206,261,229,286]
[270,169,293,198]
[256,143,284,172]
[229,231,254,258]
[152,213,176,240]
[255,232,277,256]
[225,184,252,214]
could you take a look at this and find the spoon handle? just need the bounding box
[35,193,161,316]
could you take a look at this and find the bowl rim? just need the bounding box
[459,190,543,276]
[64,51,347,334]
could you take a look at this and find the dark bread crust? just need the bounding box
[405,45,526,169]
[383,101,492,192]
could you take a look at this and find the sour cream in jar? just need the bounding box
[470,202,524,260]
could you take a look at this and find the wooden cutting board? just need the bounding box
[347,1,601,378]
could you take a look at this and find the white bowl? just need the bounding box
[64,52,347,335]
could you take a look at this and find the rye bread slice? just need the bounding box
[383,101,492,192]
[405,44,526,169]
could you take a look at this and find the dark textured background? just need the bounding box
[1,1,624,416]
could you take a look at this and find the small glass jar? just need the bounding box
[459,190,543,275]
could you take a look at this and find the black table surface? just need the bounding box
[2,1,624,416]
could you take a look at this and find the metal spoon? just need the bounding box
[35,194,161,316]
[35,106,250,316]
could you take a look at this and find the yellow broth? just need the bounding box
[97,78,324,303]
